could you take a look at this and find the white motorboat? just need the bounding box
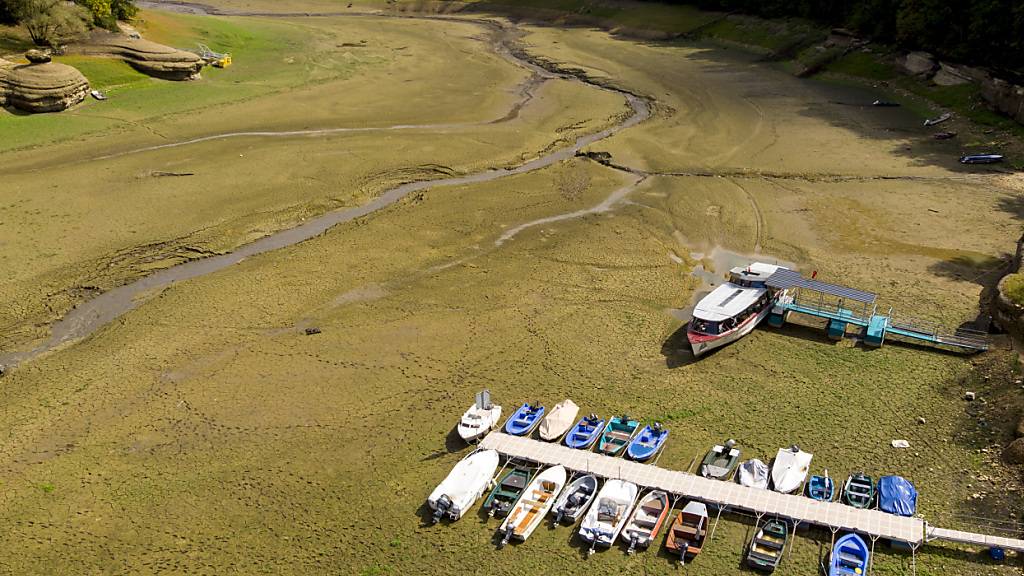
[770,445,813,494]
[457,390,502,443]
[688,262,788,356]
[737,459,770,490]
[551,474,599,524]
[620,490,670,553]
[539,399,579,441]
[578,479,639,554]
[498,465,568,545]
[427,449,500,523]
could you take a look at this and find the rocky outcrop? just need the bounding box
[899,51,938,78]
[980,76,1024,125]
[0,55,89,113]
[1005,437,1024,465]
[933,62,973,86]
[74,37,203,81]
[0,57,12,106]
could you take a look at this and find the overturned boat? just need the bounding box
[688,263,788,356]
[427,449,501,523]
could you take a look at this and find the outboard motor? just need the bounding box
[499,526,514,548]
[432,495,452,524]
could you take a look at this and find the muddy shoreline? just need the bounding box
[0,8,653,369]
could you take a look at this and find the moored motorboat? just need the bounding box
[700,440,740,480]
[598,415,641,456]
[688,263,789,356]
[771,445,812,494]
[539,399,579,441]
[503,403,545,436]
[578,479,639,554]
[565,414,605,450]
[551,474,599,524]
[498,465,568,546]
[806,471,836,502]
[924,112,951,126]
[626,423,669,462]
[738,459,770,489]
[747,518,788,572]
[456,390,502,443]
[483,466,535,518]
[960,153,1004,164]
[829,533,869,576]
[842,473,875,509]
[933,130,957,140]
[620,490,670,553]
[427,449,501,523]
[664,500,709,564]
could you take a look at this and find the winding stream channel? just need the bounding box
[0,8,652,368]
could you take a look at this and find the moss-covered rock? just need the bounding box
[2,57,89,113]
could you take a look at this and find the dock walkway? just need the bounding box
[479,432,1024,553]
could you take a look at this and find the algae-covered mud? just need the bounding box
[0,2,1022,575]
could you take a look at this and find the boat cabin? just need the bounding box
[689,263,784,335]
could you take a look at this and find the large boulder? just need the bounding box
[900,51,938,78]
[2,58,89,113]
[1005,437,1024,465]
[980,76,1024,125]
[0,57,12,106]
[933,62,973,86]
[99,38,203,80]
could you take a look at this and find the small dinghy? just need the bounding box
[933,130,957,140]
[539,399,579,441]
[498,465,567,546]
[565,414,605,450]
[551,474,599,524]
[664,500,709,564]
[738,459,770,489]
[620,490,670,553]
[484,466,534,518]
[960,153,1004,164]
[457,390,502,443]
[842,473,875,509]
[700,440,740,480]
[90,89,107,101]
[626,423,669,462]
[427,449,500,523]
[806,471,836,502]
[829,533,869,576]
[747,518,788,572]
[598,415,640,456]
[578,479,638,555]
[924,112,951,126]
[771,445,812,494]
[872,99,899,107]
[503,403,545,436]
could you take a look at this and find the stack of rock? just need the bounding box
[1,50,90,113]
[97,38,203,80]
[0,56,12,106]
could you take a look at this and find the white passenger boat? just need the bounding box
[579,479,639,554]
[770,445,813,494]
[457,390,502,443]
[688,262,788,356]
[498,465,568,545]
[427,449,501,523]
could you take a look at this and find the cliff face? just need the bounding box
[994,234,1024,339]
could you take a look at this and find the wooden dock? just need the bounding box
[479,432,1024,553]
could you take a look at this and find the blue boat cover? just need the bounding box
[878,476,917,516]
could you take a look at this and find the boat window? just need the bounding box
[690,318,720,335]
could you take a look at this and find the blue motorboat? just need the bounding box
[564,413,605,449]
[504,403,545,436]
[626,423,669,461]
[829,533,869,576]
[806,473,835,502]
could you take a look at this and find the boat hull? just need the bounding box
[499,466,567,542]
[688,303,772,357]
[457,405,502,443]
[565,417,605,450]
[427,449,501,522]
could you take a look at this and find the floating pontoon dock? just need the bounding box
[479,432,1024,554]
[764,269,989,353]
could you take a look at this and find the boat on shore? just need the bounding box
[427,449,501,523]
[738,459,769,489]
[539,399,579,441]
[842,473,875,509]
[747,518,788,572]
[578,479,638,554]
[564,414,605,450]
[503,403,545,436]
[688,263,788,356]
[551,474,599,524]
[960,153,1004,164]
[924,112,951,126]
[828,533,869,576]
[456,390,502,443]
[700,440,740,480]
[806,471,836,502]
[626,423,669,462]
[620,490,670,553]
[771,445,812,494]
[598,415,641,456]
[664,500,709,564]
[484,466,534,518]
[498,465,567,546]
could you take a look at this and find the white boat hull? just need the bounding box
[579,479,639,549]
[771,447,813,494]
[499,466,568,541]
[689,303,772,357]
[457,404,503,443]
[427,449,500,521]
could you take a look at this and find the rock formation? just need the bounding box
[76,37,203,81]
[0,53,90,113]
[899,51,938,78]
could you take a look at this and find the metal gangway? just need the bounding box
[479,432,1024,555]
[763,269,988,352]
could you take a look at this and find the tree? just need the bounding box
[13,0,91,48]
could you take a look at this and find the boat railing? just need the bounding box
[789,294,871,323]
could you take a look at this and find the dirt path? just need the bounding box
[0,9,653,369]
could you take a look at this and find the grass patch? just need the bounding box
[38,482,55,494]
[0,25,33,56]
[827,50,897,81]
[54,56,151,92]
[1002,273,1024,306]
[698,15,823,54]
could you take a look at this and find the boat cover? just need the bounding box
[540,399,579,440]
[878,475,917,516]
[738,459,769,489]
